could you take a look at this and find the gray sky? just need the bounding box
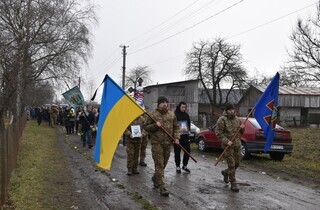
[82,0,317,98]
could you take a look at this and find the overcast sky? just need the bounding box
[81,0,317,98]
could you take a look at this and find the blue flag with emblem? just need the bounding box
[62,86,85,108]
[253,72,280,153]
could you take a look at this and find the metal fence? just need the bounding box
[0,113,27,206]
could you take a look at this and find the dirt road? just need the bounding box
[59,129,320,210]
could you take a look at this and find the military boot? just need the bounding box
[139,162,147,166]
[152,176,159,188]
[231,182,239,192]
[160,188,169,196]
[221,170,229,183]
[133,170,140,174]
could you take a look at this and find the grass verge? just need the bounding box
[248,127,320,182]
[8,121,83,209]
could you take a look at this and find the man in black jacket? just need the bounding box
[79,105,95,149]
[174,101,191,173]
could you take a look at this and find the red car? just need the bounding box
[196,117,293,161]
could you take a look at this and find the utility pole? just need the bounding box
[120,45,129,89]
[78,77,81,89]
[120,45,128,147]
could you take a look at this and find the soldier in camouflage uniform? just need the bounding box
[144,96,180,196]
[124,115,146,175]
[49,104,59,128]
[216,102,245,192]
[139,113,149,166]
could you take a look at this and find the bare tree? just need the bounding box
[0,0,96,118]
[83,78,96,101]
[184,38,248,113]
[125,65,152,89]
[284,2,320,86]
[24,81,55,106]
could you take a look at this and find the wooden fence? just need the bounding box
[0,113,27,206]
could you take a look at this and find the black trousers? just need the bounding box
[174,135,190,167]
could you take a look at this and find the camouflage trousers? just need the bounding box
[151,143,171,189]
[223,145,241,183]
[50,115,57,127]
[126,139,141,172]
[139,136,148,163]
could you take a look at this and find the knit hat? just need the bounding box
[157,96,168,105]
[225,102,235,111]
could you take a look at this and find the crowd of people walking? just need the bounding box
[28,95,243,197]
[28,104,100,149]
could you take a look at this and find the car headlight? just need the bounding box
[196,128,200,134]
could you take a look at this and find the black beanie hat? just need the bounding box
[157,96,168,105]
[225,102,235,111]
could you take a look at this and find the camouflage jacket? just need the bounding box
[216,111,244,148]
[144,107,180,145]
[124,115,147,141]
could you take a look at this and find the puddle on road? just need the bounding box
[197,183,218,194]
[198,187,217,194]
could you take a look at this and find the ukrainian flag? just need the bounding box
[94,75,145,170]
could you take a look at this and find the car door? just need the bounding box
[209,125,221,148]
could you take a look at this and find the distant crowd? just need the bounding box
[28,104,100,149]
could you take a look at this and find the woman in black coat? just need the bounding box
[174,101,191,173]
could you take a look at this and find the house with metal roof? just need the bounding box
[144,80,200,122]
[238,85,320,127]
[143,79,243,127]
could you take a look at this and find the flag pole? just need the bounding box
[144,112,197,163]
[214,108,254,166]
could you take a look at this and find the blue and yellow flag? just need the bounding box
[94,75,145,170]
[253,72,280,153]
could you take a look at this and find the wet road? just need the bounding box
[108,144,320,210]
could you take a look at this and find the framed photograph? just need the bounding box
[131,125,142,138]
[179,121,189,135]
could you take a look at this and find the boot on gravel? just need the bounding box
[231,182,239,192]
[160,188,169,196]
[221,170,229,183]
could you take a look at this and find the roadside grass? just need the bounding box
[191,127,320,183]
[249,127,320,182]
[8,121,83,209]
[4,117,10,128]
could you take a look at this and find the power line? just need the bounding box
[144,1,317,71]
[84,47,120,80]
[85,0,219,82]
[131,0,220,49]
[129,0,244,55]
[86,54,122,82]
[150,54,185,66]
[125,0,202,44]
[134,1,222,48]
[93,47,120,70]
[227,1,317,40]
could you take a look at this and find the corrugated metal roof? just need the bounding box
[255,85,320,95]
[145,79,199,88]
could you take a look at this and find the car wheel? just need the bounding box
[270,152,285,161]
[241,142,249,159]
[198,138,207,151]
